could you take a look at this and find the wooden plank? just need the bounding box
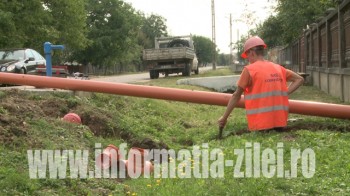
[143,47,195,61]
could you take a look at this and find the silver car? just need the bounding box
[0,48,46,74]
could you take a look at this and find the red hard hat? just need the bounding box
[241,36,267,59]
[63,113,81,124]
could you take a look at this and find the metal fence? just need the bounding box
[274,0,350,102]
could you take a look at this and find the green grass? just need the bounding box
[0,68,350,195]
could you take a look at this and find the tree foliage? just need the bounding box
[75,0,142,69]
[44,0,88,50]
[139,14,168,49]
[233,0,337,60]
[217,53,230,66]
[276,0,335,44]
[192,35,215,66]
[253,0,336,46]
[0,0,170,73]
[0,0,87,55]
[253,16,284,48]
[0,0,50,50]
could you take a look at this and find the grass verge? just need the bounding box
[0,68,349,195]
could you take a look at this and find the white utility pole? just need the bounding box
[229,13,232,66]
[211,0,216,70]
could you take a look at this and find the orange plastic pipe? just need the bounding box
[0,73,349,119]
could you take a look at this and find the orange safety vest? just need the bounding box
[244,61,289,131]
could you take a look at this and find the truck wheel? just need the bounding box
[154,70,159,79]
[150,70,155,79]
[182,63,191,76]
[150,70,159,79]
[194,66,199,75]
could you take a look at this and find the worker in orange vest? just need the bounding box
[218,36,304,131]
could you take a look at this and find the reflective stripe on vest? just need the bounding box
[244,90,288,100]
[246,105,289,115]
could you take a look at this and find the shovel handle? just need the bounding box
[218,126,224,139]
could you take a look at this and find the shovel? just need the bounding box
[218,126,224,139]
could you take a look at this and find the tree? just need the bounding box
[253,0,336,46]
[0,0,169,73]
[233,34,249,62]
[139,14,168,49]
[76,0,142,72]
[44,0,88,49]
[235,0,338,62]
[253,16,284,48]
[217,53,230,66]
[277,0,335,43]
[0,0,88,61]
[43,0,88,64]
[0,7,18,47]
[192,35,216,66]
[0,0,51,50]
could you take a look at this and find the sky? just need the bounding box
[124,0,277,54]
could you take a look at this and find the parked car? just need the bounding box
[0,48,46,74]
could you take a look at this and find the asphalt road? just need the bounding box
[91,66,214,83]
[0,67,215,90]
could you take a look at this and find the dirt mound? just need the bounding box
[79,109,117,136]
[0,89,170,150]
[41,99,69,118]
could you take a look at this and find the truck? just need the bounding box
[142,35,199,79]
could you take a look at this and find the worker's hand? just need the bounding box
[218,116,227,128]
